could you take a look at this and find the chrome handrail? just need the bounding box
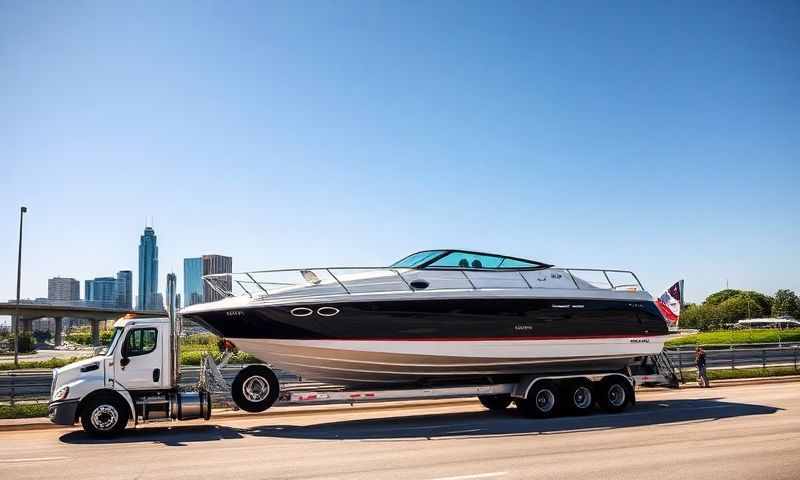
[202,266,646,298]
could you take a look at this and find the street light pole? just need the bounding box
[13,206,27,369]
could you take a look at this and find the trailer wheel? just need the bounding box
[80,393,129,436]
[597,377,632,413]
[515,381,560,418]
[478,394,512,411]
[231,365,280,413]
[563,379,594,415]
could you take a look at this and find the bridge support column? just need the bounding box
[91,319,100,346]
[54,317,64,347]
[21,318,33,334]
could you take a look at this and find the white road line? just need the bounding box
[427,472,508,480]
[0,456,69,464]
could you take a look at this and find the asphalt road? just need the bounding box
[1,382,799,480]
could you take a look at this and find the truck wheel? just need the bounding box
[515,381,560,418]
[563,379,594,415]
[478,394,512,411]
[80,394,129,436]
[231,365,280,413]
[597,377,632,413]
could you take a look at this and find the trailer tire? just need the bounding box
[515,381,560,418]
[563,379,595,416]
[478,394,512,411]
[232,365,280,413]
[597,377,632,414]
[80,393,129,436]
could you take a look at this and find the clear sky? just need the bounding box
[1,1,798,312]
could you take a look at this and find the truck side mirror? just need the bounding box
[120,357,130,367]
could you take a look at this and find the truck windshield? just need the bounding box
[104,327,124,356]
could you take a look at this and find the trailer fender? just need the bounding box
[512,373,634,400]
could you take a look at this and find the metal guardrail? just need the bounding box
[3,344,798,403]
[0,365,299,405]
[665,344,800,383]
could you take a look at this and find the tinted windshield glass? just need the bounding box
[391,250,444,268]
[429,252,504,268]
[429,251,541,269]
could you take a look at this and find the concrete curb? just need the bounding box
[3,375,799,433]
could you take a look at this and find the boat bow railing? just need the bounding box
[202,266,645,300]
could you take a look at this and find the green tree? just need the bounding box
[772,289,799,318]
[705,289,742,306]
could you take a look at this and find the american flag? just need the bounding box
[655,280,683,329]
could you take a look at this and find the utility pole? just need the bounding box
[13,206,28,368]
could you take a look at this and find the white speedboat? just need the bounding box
[181,250,669,387]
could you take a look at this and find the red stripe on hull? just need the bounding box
[287,333,665,341]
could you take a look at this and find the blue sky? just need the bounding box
[1,1,798,310]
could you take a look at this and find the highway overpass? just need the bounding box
[0,302,165,346]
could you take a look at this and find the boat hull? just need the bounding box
[230,336,667,386]
[183,294,670,387]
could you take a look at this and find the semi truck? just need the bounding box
[48,313,678,436]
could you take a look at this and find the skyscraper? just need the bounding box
[183,257,203,307]
[202,254,232,303]
[48,277,80,302]
[116,270,133,310]
[137,226,160,310]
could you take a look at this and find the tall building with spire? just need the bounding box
[137,226,160,310]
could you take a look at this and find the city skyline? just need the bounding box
[0,224,237,319]
[2,2,798,307]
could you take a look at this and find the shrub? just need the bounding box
[17,333,35,353]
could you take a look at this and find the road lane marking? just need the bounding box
[427,472,507,480]
[0,456,69,463]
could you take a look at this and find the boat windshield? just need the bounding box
[427,251,543,269]
[391,250,445,268]
[391,250,548,270]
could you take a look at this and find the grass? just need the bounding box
[0,334,257,370]
[0,403,49,419]
[0,357,86,371]
[679,366,799,382]
[666,328,800,347]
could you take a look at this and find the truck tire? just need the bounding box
[515,380,560,418]
[80,393,129,436]
[563,379,594,415]
[231,365,280,413]
[478,394,512,411]
[597,377,633,414]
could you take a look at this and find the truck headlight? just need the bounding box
[52,386,69,401]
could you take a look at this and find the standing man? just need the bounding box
[695,346,710,388]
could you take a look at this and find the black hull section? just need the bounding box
[182,297,669,341]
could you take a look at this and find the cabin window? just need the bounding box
[123,328,158,357]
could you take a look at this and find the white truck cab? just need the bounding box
[48,315,210,435]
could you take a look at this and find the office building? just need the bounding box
[116,270,133,310]
[137,226,160,310]
[48,277,80,302]
[84,280,93,303]
[86,276,117,307]
[183,257,203,307]
[202,254,232,303]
